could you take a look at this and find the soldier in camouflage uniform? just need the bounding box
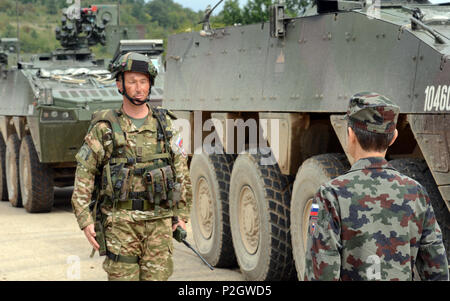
[304,92,449,281]
[71,52,192,281]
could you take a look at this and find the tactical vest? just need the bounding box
[88,108,181,214]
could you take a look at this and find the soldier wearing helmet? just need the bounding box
[304,92,448,281]
[71,52,192,281]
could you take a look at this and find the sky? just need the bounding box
[172,0,249,13]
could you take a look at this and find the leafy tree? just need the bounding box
[146,0,180,29]
[131,0,151,24]
[222,0,243,25]
[4,24,16,38]
[0,0,221,56]
[285,0,310,15]
[31,29,38,39]
[242,0,272,24]
[47,0,58,15]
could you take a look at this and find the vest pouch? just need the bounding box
[110,163,130,202]
[150,168,165,200]
[149,168,164,213]
[94,219,107,256]
[151,169,163,196]
[118,167,130,202]
[161,166,175,207]
[143,171,154,204]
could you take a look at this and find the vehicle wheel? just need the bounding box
[0,134,8,201]
[389,158,450,266]
[190,152,237,267]
[6,134,22,207]
[19,135,54,213]
[229,150,296,280]
[290,153,350,280]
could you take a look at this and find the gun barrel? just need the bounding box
[182,239,214,270]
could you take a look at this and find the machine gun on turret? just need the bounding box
[55,5,109,50]
[27,3,116,64]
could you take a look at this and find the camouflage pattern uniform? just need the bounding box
[304,92,449,281]
[71,53,192,281]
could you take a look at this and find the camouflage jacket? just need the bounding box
[71,105,192,230]
[304,157,449,281]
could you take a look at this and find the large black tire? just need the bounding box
[0,134,8,201]
[190,152,237,267]
[290,153,350,280]
[6,134,22,207]
[229,150,296,280]
[19,135,54,213]
[389,158,450,264]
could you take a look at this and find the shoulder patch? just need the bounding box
[78,144,92,161]
[171,133,187,158]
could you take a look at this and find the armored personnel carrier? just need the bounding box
[0,4,164,213]
[164,0,450,280]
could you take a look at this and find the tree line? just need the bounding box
[0,0,309,56]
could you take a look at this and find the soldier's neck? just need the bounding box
[351,147,387,164]
[122,99,149,119]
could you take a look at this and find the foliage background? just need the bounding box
[0,0,308,58]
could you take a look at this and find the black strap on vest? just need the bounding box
[152,108,176,182]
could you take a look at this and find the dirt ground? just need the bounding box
[0,187,244,281]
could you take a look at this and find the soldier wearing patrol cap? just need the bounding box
[304,92,449,281]
[71,52,192,280]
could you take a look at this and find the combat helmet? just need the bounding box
[109,52,158,106]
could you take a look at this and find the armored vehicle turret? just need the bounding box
[164,0,450,280]
[0,4,163,213]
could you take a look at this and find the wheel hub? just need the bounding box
[196,177,214,239]
[21,156,30,206]
[238,185,260,255]
[6,151,15,198]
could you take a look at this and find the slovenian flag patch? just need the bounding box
[310,203,319,219]
[175,136,183,148]
[172,134,187,158]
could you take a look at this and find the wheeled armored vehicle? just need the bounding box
[164,0,450,280]
[0,4,164,213]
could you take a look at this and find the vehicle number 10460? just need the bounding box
[424,85,450,112]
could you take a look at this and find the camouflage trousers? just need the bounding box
[102,216,174,281]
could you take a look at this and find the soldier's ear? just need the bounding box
[116,76,123,93]
[347,126,356,144]
[388,129,398,147]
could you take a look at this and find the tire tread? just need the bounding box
[246,151,296,281]
[21,135,54,213]
[208,153,237,267]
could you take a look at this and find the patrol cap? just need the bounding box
[109,52,158,84]
[346,92,400,134]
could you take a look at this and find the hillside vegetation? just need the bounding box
[0,0,307,58]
